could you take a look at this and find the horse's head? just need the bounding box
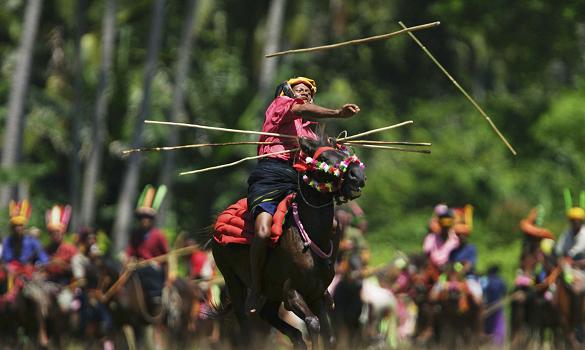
[295,137,366,203]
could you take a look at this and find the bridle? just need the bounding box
[294,145,364,202]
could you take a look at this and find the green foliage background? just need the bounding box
[1,0,585,284]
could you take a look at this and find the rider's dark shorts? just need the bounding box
[247,157,297,219]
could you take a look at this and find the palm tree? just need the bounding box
[158,0,199,225]
[80,0,117,229]
[258,0,287,99]
[0,0,44,208]
[112,0,166,253]
[69,0,87,231]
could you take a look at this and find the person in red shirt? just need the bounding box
[45,204,78,284]
[125,185,169,308]
[246,77,360,314]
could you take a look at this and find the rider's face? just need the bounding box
[11,224,24,237]
[571,219,583,232]
[292,83,313,103]
[139,216,154,230]
[49,228,64,244]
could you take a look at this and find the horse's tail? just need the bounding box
[193,225,214,251]
[203,298,232,320]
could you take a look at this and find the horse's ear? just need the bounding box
[299,137,321,156]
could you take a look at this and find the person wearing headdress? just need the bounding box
[448,205,483,304]
[1,200,49,267]
[422,205,460,268]
[449,205,476,275]
[554,199,585,344]
[516,206,555,286]
[125,185,169,309]
[246,77,360,314]
[44,204,78,285]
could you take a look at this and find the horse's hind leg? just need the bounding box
[220,267,253,347]
[284,288,320,349]
[260,301,306,349]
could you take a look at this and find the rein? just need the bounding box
[291,202,333,259]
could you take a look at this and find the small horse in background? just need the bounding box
[199,137,367,349]
[406,253,437,344]
[430,264,482,348]
[554,262,585,348]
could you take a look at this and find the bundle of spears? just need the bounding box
[124,119,431,175]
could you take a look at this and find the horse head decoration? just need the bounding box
[294,137,365,205]
[205,137,366,349]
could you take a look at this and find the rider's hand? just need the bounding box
[337,104,360,118]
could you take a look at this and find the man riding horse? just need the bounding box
[553,205,585,346]
[125,185,170,312]
[2,200,49,268]
[246,76,360,314]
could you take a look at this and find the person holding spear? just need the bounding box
[246,77,360,314]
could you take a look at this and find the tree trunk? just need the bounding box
[69,0,87,232]
[157,0,199,226]
[0,0,44,208]
[258,0,287,99]
[112,0,166,253]
[80,0,117,229]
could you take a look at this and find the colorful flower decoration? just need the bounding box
[298,151,365,194]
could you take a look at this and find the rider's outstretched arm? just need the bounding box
[291,102,360,121]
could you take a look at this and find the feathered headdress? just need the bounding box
[136,185,167,217]
[46,204,72,233]
[564,189,585,220]
[9,199,31,226]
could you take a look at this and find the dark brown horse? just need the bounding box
[201,138,366,349]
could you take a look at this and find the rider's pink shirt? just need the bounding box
[423,231,460,266]
[257,96,318,162]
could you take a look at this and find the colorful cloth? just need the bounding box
[257,96,319,162]
[1,235,49,265]
[126,227,169,260]
[423,231,460,267]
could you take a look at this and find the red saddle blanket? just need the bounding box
[213,193,295,246]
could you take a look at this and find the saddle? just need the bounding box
[213,193,295,247]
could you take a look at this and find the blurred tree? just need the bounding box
[80,0,117,229]
[158,0,199,225]
[1,0,44,208]
[68,0,87,231]
[258,0,287,99]
[112,0,166,253]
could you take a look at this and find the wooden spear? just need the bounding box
[145,120,298,139]
[122,141,280,155]
[180,148,299,176]
[337,121,413,141]
[398,21,517,156]
[266,21,440,58]
[344,140,431,146]
[343,143,431,154]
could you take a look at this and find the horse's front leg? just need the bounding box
[259,301,306,350]
[311,295,336,349]
[284,288,320,349]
